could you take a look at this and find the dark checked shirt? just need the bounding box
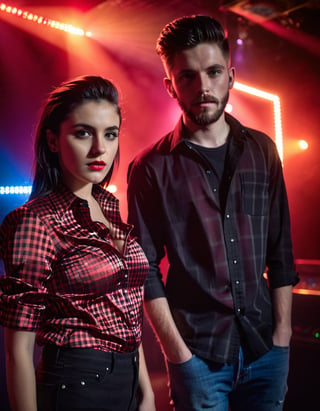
[0,184,149,353]
[127,113,298,363]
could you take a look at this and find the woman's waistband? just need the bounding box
[41,344,138,368]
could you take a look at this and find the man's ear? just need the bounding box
[46,129,58,153]
[228,67,235,89]
[164,77,177,99]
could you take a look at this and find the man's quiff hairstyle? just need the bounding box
[156,15,230,72]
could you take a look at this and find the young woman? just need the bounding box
[0,76,155,411]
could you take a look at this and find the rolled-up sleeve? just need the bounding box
[266,144,299,288]
[0,207,55,330]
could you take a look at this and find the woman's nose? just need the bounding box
[90,136,106,155]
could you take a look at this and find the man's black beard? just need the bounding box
[178,91,229,127]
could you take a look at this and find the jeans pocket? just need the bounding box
[167,354,195,369]
[272,345,290,350]
[167,355,208,390]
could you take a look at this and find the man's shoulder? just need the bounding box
[130,131,173,168]
[244,126,280,161]
[227,113,274,144]
[245,126,274,144]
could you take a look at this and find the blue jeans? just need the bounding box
[167,346,289,411]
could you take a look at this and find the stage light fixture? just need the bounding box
[225,103,233,113]
[298,139,308,150]
[106,184,117,194]
[0,2,90,36]
[234,81,283,162]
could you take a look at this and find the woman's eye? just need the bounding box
[75,129,91,139]
[105,131,118,140]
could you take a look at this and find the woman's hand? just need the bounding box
[138,390,156,411]
[137,344,157,410]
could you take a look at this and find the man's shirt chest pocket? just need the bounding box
[240,171,269,216]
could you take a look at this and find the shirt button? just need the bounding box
[226,214,230,219]
[233,260,238,264]
[206,170,211,174]
[80,381,86,386]
[124,274,128,278]
[61,384,66,390]
[237,308,241,313]
[230,238,235,243]
[235,280,240,285]
[213,188,217,192]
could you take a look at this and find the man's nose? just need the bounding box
[198,73,210,94]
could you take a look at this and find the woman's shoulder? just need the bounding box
[1,194,55,232]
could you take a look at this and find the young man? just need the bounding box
[127,15,298,411]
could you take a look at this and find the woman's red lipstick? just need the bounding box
[87,161,106,171]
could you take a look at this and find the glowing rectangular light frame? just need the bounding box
[0,2,91,36]
[233,81,283,162]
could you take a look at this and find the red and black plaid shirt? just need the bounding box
[0,184,149,352]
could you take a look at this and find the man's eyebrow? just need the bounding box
[207,64,226,70]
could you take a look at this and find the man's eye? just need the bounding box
[208,69,222,77]
[180,73,194,80]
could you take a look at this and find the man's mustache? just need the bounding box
[192,95,219,105]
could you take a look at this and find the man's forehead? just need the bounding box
[170,44,228,71]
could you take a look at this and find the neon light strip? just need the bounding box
[293,288,320,296]
[0,185,32,195]
[234,81,283,162]
[0,3,91,36]
[0,185,117,195]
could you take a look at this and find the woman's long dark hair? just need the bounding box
[30,75,121,200]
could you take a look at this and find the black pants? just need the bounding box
[36,345,139,411]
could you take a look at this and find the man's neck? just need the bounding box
[184,115,230,148]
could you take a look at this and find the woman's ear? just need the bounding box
[46,130,58,153]
[164,77,177,99]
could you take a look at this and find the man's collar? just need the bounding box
[169,113,247,153]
